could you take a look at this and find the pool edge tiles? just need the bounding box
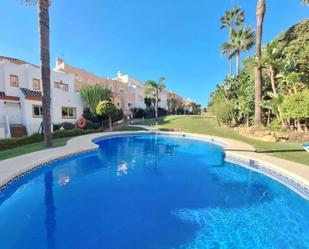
[225,152,309,201]
[0,148,97,192]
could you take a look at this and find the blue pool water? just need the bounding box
[0,134,309,249]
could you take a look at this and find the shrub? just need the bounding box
[84,120,101,130]
[60,122,76,130]
[268,119,282,131]
[144,107,155,118]
[53,123,60,131]
[0,133,43,151]
[52,128,85,139]
[131,108,146,119]
[53,122,75,130]
[213,100,234,126]
[83,107,101,123]
[282,90,309,120]
[158,107,168,117]
[112,108,124,123]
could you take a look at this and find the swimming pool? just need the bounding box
[0,134,308,249]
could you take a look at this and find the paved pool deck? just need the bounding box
[0,131,308,198]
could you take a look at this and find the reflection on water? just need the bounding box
[0,134,308,249]
[44,171,56,249]
[117,161,128,176]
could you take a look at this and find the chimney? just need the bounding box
[56,57,64,67]
[117,70,123,78]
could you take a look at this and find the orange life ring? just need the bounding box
[77,116,86,128]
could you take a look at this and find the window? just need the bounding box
[33,105,43,118]
[128,103,132,107]
[10,75,19,87]
[33,78,40,90]
[117,102,120,107]
[54,81,68,92]
[62,107,76,119]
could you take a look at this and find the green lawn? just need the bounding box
[114,125,148,131]
[0,137,72,161]
[136,115,309,166]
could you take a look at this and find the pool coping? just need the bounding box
[0,131,308,200]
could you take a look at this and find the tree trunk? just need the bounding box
[39,0,52,147]
[267,110,270,126]
[297,119,302,132]
[229,54,232,75]
[155,89,158,125]
[254,0,266,126]
[229,26,233,75]
[109,115,112,131]
[269,65,277,95]
[236,50,240,76]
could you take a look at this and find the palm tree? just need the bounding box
[222,27,255,75]
[220,7,244,75]
[25,0,52,147]
[254,0,266,126]
[144,77,166,125]
[262,42,281,95]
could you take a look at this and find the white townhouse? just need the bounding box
[0,56,83,138]
[115,70,146,109]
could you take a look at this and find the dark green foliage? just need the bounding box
[112,108,124,123]
[83,107,101,123]
[80,85,111,113]
[143,107,168,119]
[209,19,309,130]
[0,133,43,151]
[84,120,101,130]
[282,90,309,120]
[51,128,95,139]
[55,122,75,130]
[131,108,146,119]
[0,128,105,152]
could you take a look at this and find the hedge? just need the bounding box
[0,133,43,151]
[0,128,104,151]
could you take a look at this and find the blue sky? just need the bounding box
[0,0,307,106]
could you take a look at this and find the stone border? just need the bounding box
[0,131,308,200]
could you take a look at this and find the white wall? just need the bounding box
[0,59,83,136]
[117,72,146,109]
[51,71,83,124]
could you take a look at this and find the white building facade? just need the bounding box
[0,57,83,138]
[115,70,146,109]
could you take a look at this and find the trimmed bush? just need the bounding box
[53,122,75,131]
[112,108,124,123]
[84,120,101,130]
[0,128,105,152]
[0,133,43,151]
[131,108,146,119]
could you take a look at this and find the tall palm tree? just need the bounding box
[254,0,266,126]
[222,26,255,75]
[25,0,52,147]
[144,76,166,125]
[220,7,244,75]
[262,41,281,95]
